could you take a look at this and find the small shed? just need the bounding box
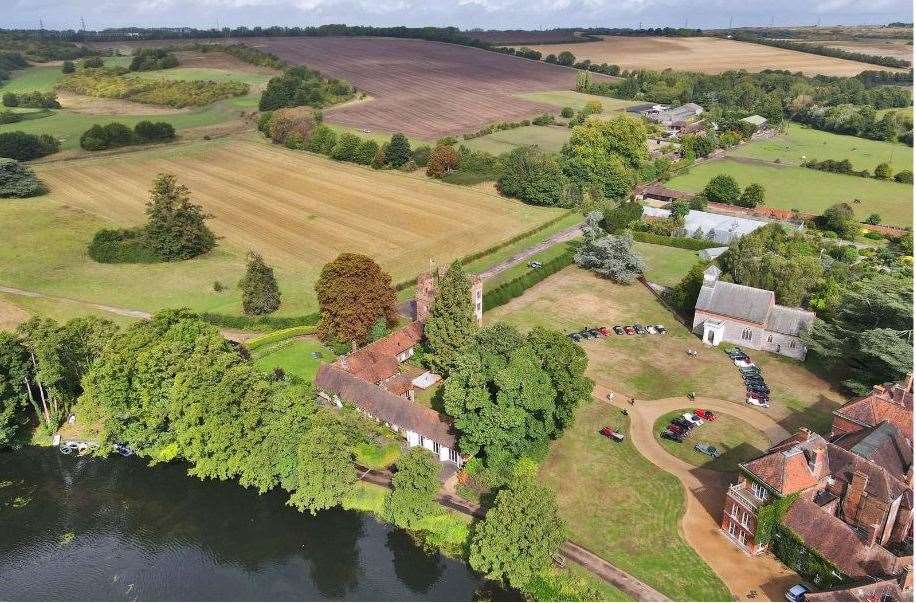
[740,115,769,129]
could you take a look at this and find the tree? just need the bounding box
[133,121,175,142]
[386,133,412,167]
[267,107,315,145]
[330,132,362,161]
[354,139,379,165]
[873,162,893,180]
[560,106,574,118]
[306,125,337,155]
[0,131,59,161]
[0,158,44,198]
[574,213,645,284]
[0,333,32,447]
[557,51,575,66]
[287,408,356,515]
[426,145,460,178]
[442,323,591,471]
[496,146,569,207]
[804,273,912,394]
[239,251,281,315]
[669,262,709,313]
[469,476,565,589]
[894,169,913,184]
[143,173,216,261]
[62,60,75,73]
[560,116,647,200]
[702,174,741,205]
[315,253,398,346]
[423,261,478,376]
[384,447,441,529]
[669,200,690,223]
[819,203,858,240]
[601,199,643,233]
[864,213,882,225]
[737,183,765,208]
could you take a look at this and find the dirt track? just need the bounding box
[596,385,801,601]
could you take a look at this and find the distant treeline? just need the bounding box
[723,33,911,69]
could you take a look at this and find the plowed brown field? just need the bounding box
[246,36,612,139]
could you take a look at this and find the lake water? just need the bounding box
[0,447,507,601]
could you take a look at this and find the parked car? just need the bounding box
[654,324,667,335]
[569,333,581,341]
[666,422,688,435]
[613,325,625,335]
[599,426,625,442]
[694,443,721,458]
[671,417,694,430]
[785,584,811,602]
[746,394,770,408]
[734,358,756,368]
[586,328,601,338]
[633,323,647,335]
[529,260,543,269]
[694,409,716,421]
[624,326,636,335]
[661,430,684,443]
[646,325,658,334]
[682,412,704,426]
[598,326,610,336]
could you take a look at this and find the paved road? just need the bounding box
[477,223,582,281]
[360,468,669,601]
[594,385,801,602]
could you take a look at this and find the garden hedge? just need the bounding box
[245,324,317,350]
[633,231,721,250]
[483,250,574,311]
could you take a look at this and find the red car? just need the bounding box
[666,423,688,435]
[599,426,625,442]
[694,409,717,421]
[624,326,636,335]
[597,326,610,336]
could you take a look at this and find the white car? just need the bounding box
[785,583,810,602]
[734,358,756,368]
[682,412,704,426]
[646,325,658,334]
[746,395,770,408]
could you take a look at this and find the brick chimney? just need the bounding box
[843,470,869,522]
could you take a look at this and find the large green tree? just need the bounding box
[574,213,645,284]
[143,173,215,261]
[239,251,281,316]
[424,261,478,376]
[560,116,647,200]
[443,323,592,471]
[287,408,357,514]
[386,133,412,167]
[0,333,32,447]
[702,174,741,205]
[315,253,398,346]
[384,447,441,529]
[496,146,570,207]
[469,476,566,588]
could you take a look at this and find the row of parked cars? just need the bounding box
[726,347,771,407]
[660,409,723,458]
[568,323,668,341]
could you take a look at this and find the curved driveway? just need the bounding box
[595,384,801,601]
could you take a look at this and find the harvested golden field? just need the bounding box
[516,36,897,75]
[815,39,914,61]
[25,138,563,315]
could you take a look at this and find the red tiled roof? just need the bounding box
[337,322,423,383]
[783,498,871,578]
[741,430,829,495]
[805,578,907,602]
[834,382,913,435]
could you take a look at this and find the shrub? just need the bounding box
[133,120,175,142]
[864,213,882,225]
[267,106,315,145]
[0,131,59,160]
[257,111,273,135]
[1,92,16,107]
[87,228,161,263]
[0,110,21,124]
[632,231,721,250]
[80,56,104,68]
[0,158,45,198]
[330,132,362,161]
[873,162,893,180]
[702,174,741,205]
[412,145,431,167]
[307,125,337,155]
[129,48,179,71]
[737,183,765,208]
[79,122,135,150]
[354,139,379,165]
[2,91,59,109]
[386,133,412,167]
[894,169,913,183]
[560,106,575,118]
[59,71,248,108]
[426,145,460,178]
[62,60,75,73]
[484,251,574,311]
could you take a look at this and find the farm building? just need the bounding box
[641,102,704,126]
[634,182,694,204]
[641,206,769,244]
[740,114,769,130]
[692,266,815,360]
[721,376,912,594]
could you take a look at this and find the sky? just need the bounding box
[5,0,914,31]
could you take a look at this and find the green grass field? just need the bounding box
[132,67,271,87]
[515,90,638,113]
[731,124,913,173]
[253,337,334,381]
[667,159,913,226]
[633,242,700,288]
[0,66,64,93]
[462,124,572,155]
[540,405,731,601]
[653,409,772,473]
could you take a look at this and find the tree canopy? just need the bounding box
[315,253,398,346]
[384,447,441,529]
[442,323,592,471]
[496,146,570,207]
[0,158,45,198]
[423,261,478,376]
[574,212,645,284]
[287,407,357,514]
[560,115,647,200]
[702,174,741,205]
[239,251,281,316]
[143,173,216,261]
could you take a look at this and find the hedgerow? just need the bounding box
[245,325,318,350]
[633,231,721,250]
[483,250,574,311]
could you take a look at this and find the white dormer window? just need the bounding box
[752,481,769,501]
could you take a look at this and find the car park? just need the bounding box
[612,325,625,335]
[694,443,721,458]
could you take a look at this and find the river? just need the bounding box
[0,447,509,601]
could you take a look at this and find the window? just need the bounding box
[433,442,440,454]
[790,340,796,349]
[767,335,773,343]
[418,435,425,448]
[741,510,750,528]
[742,328,753,341]
[448,448,460,463]
[752,481,768,501]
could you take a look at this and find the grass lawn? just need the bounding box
[484,240,576,289]
[252,337,334,381]
[515,90,639,113]
[461,124,572,155]
[633,242,700,288]
[132,67,272,87]
[486,266,846,434]
[540,402,731,601]
[667,159,913,227]
[730,124,913,173]
[413,382,444,412]
[0,66,64,93]
[652,409,772,473]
